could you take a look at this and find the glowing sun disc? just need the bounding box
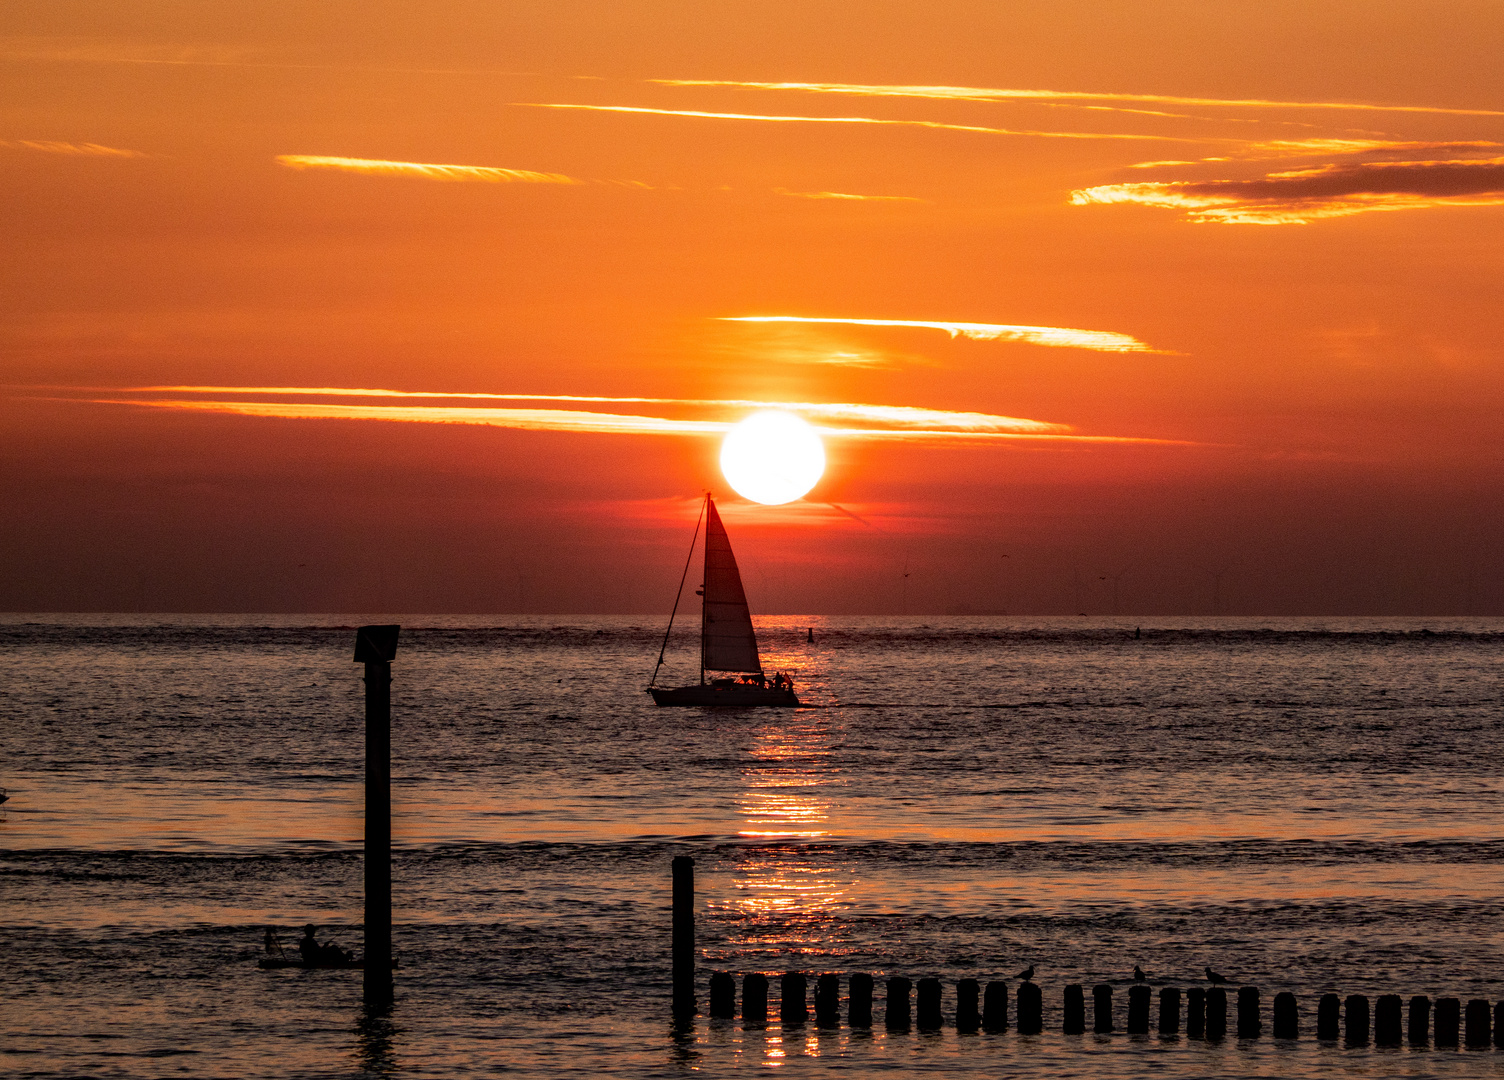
[720,411,826,505]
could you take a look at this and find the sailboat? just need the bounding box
[648,495,799,707]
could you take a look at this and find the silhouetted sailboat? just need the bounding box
[648,495,799,707]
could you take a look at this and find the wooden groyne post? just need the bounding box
[1205,987,1227,1040]
[1345,994,1369,1045]
[709,972,735,1019]
[781,972,807,1027]
[1237,986,1261,1038]
[1409,995,1430,1045]
[917,978,943,1030]
[671,856,695,1021]
[886,976,912,1031]
[815,973,840,1027]
[1063,984,1084,1035]
[1317,993,1340,1040]
[1127,985,1150,1034]
[1375,994,1402,1045]
[742,973,768,1024]
[984,981,1010,1032]
[956,978,980,1033]
[1159,988,1181,1035]
[354,624,399,1009]
[1186,987,1205,1038]
[1017,981,1043,1034]
[1093,984,1114,1033]
[1273,991,1298,1038]
[849,973,873,1027]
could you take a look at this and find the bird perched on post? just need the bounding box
[1133,966,1147,982]
[1016,965,1035,982]
[1205,966,1229,984]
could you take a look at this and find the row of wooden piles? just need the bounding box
[705,974,1504,1047]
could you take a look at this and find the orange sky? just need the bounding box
[3,1,1502,614]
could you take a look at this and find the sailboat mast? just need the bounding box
[700,494,708,685]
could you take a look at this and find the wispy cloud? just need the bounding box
[775,188,926,202]
[649,79,1504,118]
[70,385,1184,444]
[1072,156,1504,224]
[520,102,1190,142]
[1128,139,1504,169]
[0,139,144,158]
[722,316,1158,353]
[276,154,579,184]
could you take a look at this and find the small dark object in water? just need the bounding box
[807,627,814,643]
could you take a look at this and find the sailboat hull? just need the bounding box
[649,684,800,708]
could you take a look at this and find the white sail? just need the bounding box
[701,498,763,673]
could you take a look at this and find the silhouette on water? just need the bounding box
[1134,966,1147,982]
[1016,965,1035,981]
[1206,966,1230,984]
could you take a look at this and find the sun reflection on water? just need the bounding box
[717,715,859,968]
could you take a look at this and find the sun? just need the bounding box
[720,411,826,505]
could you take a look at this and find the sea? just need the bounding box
[3,613,1503,1078]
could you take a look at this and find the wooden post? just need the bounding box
[1127,985,1150,1034]
[917,977,942,1030]
[983,981,1010,1032]
[1237,986,1261,1038]
[671,856,695,1021]
[1063,984,1085,1035]
[1435,997,1460,1046]
[1375,994,1402,1045]
[1345,995,1370,1045]
[1093,984,1114,1033]
[886,976,912,1031]
[354,624,398,1010]
[849,973,873,1028]
[1494,1001,1504,1049]
[709,972,735,1019]
[1317,993,1340,1040]
[956,979,980,1033]
[743,973,768,1024]
[815,973,840,1028]
[1273,991,1298,1039]
[1408,995,1430,1046]
[1465,999,1491,1047]
[1159,988,1181,1035]
[1017,981,1042,1034]
[780,972,807,1027]
[1186,987,1205,1038]
[1205,987,1227,1040]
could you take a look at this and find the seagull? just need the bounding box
[1205,966,1229,985]
[1133,966,1147,982]
[1016,965,1035,981]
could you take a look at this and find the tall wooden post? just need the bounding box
[672,856,695,1021]
[355,624,399,1009]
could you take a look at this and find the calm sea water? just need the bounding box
[3,613,1503,1078]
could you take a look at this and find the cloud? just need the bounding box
[520,102,1190,142]
[0,139,144,157]
[275,154,580,184]
[1072,156,1504,223]
[649,79,1504,118]
[774,188,926,202]
[71,385,1184,444]
[722,316,1159,353]
[1127,139,1504,169]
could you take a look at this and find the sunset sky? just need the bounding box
[3,1,1502,614]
